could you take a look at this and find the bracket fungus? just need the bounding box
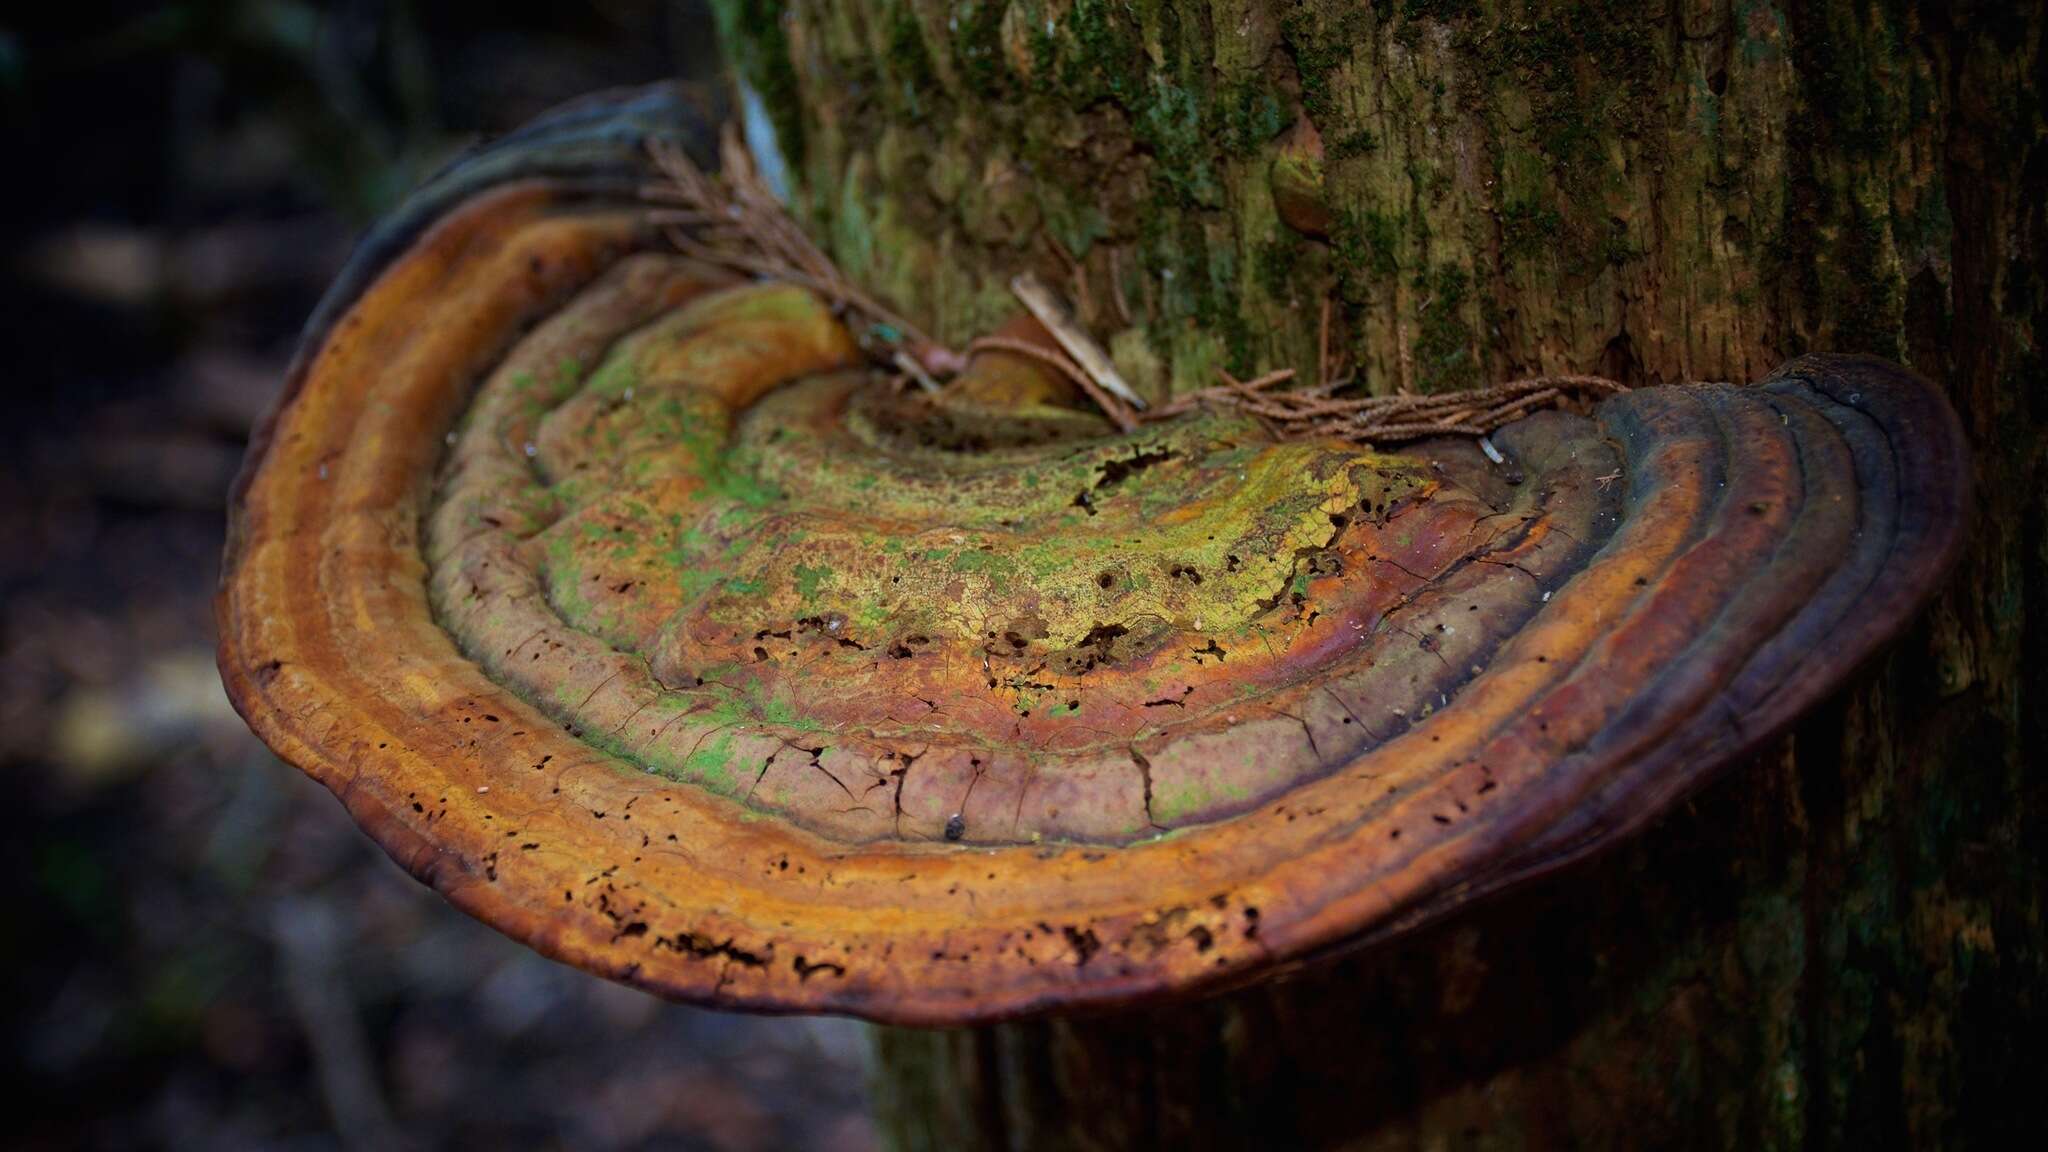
[218,87,1969,1026]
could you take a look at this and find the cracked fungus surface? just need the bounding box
[427,265,1621,846]
[217,86,1970,1023]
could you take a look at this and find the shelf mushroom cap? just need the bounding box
[218,86,1971,1026]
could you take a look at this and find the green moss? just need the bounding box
[1256,235,1304,298]
[1501,197,1563,260]
[1054,0,1146,106]
[948,0,1008,97]
[1403,0,1478,20]
[1280,1,1368,120]
[1167,326,1230,395]
[1136,80,1222,207]
[1218,80,1287,157]
[1328,129,1378,159]
[1027,10,1058,90]
[1483,3,1663,189]
[793,562,833,603]
[1042,195,1109,261]
[1363,211,1403,280]
[1330,209,1402,308]
[699,450,785,509]
[943,547,1014,591]
[681,732,739,794]
[882,1,938,118]
[1412,264,1479,391]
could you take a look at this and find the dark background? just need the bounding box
[0,4,876,1149]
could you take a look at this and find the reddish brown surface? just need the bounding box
[217,89,1969,1025]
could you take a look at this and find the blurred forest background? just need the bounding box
[0,3,877,1149]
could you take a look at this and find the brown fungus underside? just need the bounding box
[217,87,1968,1025]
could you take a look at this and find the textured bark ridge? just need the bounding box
[728,0,2018,399]
[221,82,1972,1041]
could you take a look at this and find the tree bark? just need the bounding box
[714,1,2045,1146]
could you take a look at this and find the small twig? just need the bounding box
[893,349,942,394]
[1237,368,1299,391]
[1009,272,1146,411]
[967,336,1138,433]
[1138,369,1632,445]
[1044,234,1094,321]
[1107,247,1134,328]
[273,899,412,1152]
[645,130,955,372]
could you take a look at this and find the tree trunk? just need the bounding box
[714,1,2045,1146]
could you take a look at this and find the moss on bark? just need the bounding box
[724,0,2028,401]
